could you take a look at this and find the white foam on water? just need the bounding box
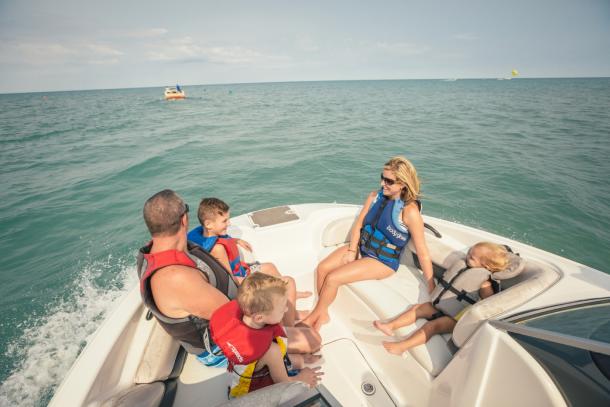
[0,255,137,407]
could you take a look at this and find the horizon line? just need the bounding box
[2,75,609,96]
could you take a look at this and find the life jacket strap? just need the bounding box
[432,266,478,306]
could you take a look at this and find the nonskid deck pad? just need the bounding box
[248,206,299,227]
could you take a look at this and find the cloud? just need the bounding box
[123,28,169,38]
[374,41,429,56]
[86,44,124,57]
[146,37,289,65]
[0,41,123,66]
[453,33,479,41]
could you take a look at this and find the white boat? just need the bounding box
[164,86,186,100]
[49,203,610,406]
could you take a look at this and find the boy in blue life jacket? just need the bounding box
[188,197,311,328]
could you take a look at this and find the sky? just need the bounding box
[1,0,609,93]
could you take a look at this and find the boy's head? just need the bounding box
[467,242,509,272]
[237,273,288,325]
[197,197,230,235]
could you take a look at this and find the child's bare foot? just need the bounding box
[296,309,311,321]
[291,352,322,369]
[373,320,394,336]
[382,341,408,355]
[302,353,322,364]
[297,291,313,299]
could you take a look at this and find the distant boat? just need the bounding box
[498,69,519,81]
[164,85,186,100]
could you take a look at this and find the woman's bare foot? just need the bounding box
[382,340,408,355]
[297,309,311,321]
[302,312,330,332]
[297,291,313,299]
[373,320,394,336]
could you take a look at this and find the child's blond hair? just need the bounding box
[237,273,288,316]
[472,242,509,272]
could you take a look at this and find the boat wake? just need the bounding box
[0,256,137,407]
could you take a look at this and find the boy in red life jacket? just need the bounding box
[188,197,311,326]
[210,273,323,398]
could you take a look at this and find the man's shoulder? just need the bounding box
[152,264,209,285]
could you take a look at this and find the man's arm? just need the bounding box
[151,265,229,320]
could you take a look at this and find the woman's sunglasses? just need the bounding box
[380,174,397,186]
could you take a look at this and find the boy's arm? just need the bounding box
[235,238,252,252]
[210,244,232,273]
[259,343,322,388]
[479,281,494,299]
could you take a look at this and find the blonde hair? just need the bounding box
[237,273,288,316]
[472,242,509,272]
[384,156,421,203]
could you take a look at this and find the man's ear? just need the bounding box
[182,213,189,228]
[203,219,212,229]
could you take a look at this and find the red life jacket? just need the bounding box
[137,242,238,352]
[215,237,251,278]
[139,247,196,295]
[210,300,288,397]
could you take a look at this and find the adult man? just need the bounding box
[138,189,320,355]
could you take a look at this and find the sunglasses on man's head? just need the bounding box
[380,174,397,186]
[181,203,189,216]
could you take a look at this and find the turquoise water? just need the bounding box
[1,78,609,405]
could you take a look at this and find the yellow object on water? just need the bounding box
[511,69,519,77]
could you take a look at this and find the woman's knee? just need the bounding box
[324,270,347,287]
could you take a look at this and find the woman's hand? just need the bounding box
[341,249,357,265]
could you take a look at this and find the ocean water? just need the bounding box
[1,78,609,405]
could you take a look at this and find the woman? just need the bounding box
[302,156,435,331]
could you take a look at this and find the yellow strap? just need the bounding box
[229,362,257,398]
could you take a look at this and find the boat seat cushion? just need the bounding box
[347,265,453,376]
[100,382,165,407]
[408,233,561,347]
[135,320,181,384]
[321,216,353,247]
[452,259,560,347]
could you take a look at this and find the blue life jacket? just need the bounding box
[359,189,417,271]
[188,226,217,251]
[188,226,250,277]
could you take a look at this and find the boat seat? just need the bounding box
[135,319,182,384]
[102,320,185,407]
[407,235,562,347]
[451,258,561,347]
[100,382,165,407]
[319,216,453,376]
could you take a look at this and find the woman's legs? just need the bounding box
[303,257,393,331]
[382,316,456,355]
[373,302,437,336]
[259,263,310,326]
[315,245,350,294]
[285,326,322,354]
